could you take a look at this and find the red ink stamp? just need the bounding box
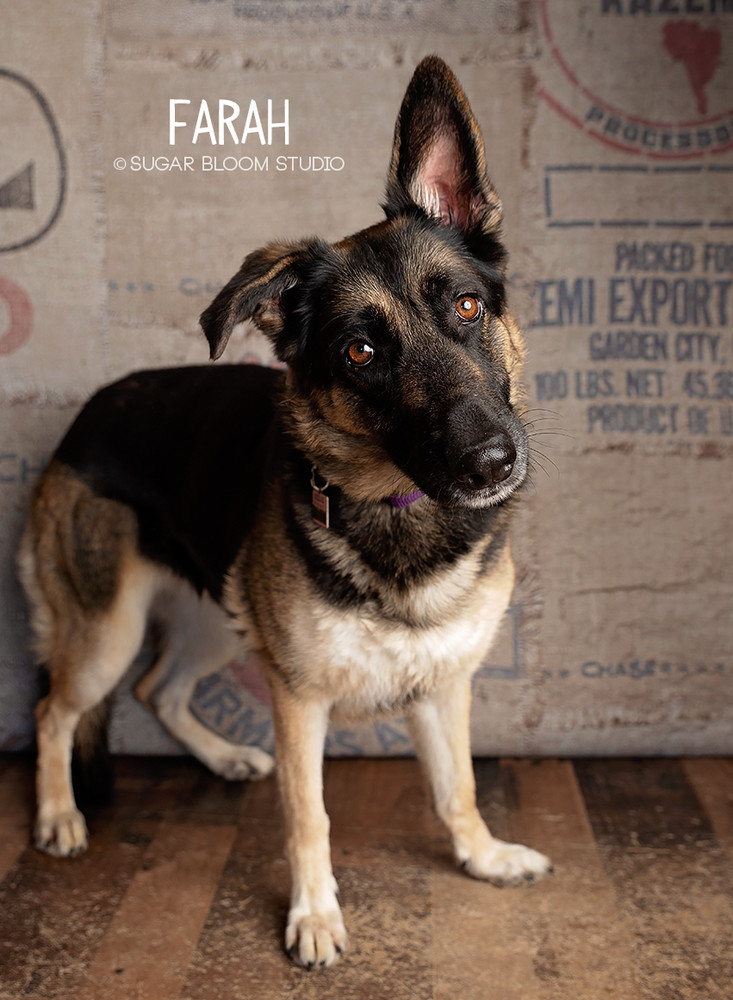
[537,1,733,159]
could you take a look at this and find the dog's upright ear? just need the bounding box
[200,239,322,360]
[384,56,502,238]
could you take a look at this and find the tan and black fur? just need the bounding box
[19,57,551,968]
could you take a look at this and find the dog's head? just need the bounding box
[200,56,527,509]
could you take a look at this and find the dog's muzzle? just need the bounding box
[435,396,527,505]
[454,431,517,492]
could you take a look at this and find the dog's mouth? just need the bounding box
[441,456,527,508]
[428,454,526,510]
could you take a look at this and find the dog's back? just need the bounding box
[49,364,282,597]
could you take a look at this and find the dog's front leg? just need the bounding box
[268,672,346,968]
[408,677,552,886]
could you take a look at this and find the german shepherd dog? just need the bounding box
[19,56,551,967]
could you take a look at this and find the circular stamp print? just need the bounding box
[0,69,66,252]
[537,0,733,159]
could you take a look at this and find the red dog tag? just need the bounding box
[310,466,331,529]
[311,488,330,529]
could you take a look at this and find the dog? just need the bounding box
[19,55,552,968]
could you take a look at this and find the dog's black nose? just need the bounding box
[455,433,516,491]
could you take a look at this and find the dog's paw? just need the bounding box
[35,809,89,858]
[209,746,275,782]
[285,908,347,969]
[462,838,553,887]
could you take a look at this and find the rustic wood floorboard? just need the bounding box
[0,754,730,999]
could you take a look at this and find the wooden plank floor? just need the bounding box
[0,755,731,999]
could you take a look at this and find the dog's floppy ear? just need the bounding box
[200,240,319,360]
[384,55,502,237]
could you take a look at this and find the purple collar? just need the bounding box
[311,465,424,528]
[388,490,425,508]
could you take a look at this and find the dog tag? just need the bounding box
[311,489,330,529]
[310,466,330,529]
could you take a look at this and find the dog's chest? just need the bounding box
[284,546,514,718]
[305,609,489,718]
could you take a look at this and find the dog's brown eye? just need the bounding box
[347,341,375,366]
[455,295,482,322]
